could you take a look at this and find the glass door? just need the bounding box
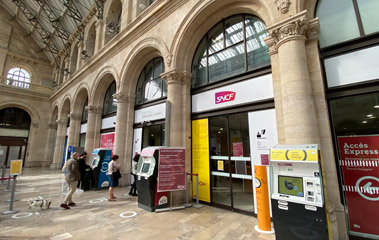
[209,113,253,213]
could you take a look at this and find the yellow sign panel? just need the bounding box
[10,160,23,176]
[192,119,210,202]
[217,160,224,171]
[270,149,318,161]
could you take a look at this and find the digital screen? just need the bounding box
[278,175,304,197]
[141,163,150,173]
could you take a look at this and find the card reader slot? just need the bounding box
[278,200,288,206]
[305,205,317,211]
[278,205,288,210]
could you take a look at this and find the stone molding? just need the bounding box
[31,123,39,128]
[48,123,58,129]
[85,105,103,114]
[56,119,66,125]
[161,70,192,86]
[264,11,319,55]
[112,92,136,104]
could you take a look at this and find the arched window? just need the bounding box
[316,0,379,48]
[6,67,31,89]
[81,98,88,122]
[103,81,117,115]
[135,57,166,105]
[192,15,270,88]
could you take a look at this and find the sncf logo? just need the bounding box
[215,91,236,104]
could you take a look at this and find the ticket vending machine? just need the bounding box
[136,147,168,212]
[269,144,330,240]
[90,148,112,190]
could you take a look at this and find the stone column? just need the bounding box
[25,123,39,167]
[265,11,320,145]
[120,0,129,30]
[113,92,135,186]
[265,10,346,240]
[67,113,81,148]
[95,19,105,54]
[84,105,102,157]
[77,41,84,69]
[50,119,67,169]
[63,57,70,83]
[161,70,192,205]
[43,123,57,167]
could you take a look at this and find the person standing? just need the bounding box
[129,152,140,196]
[61,152,81,209]
[107,154,121,201]
[77,152,88,189]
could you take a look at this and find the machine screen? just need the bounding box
[141,163,151,173]
[278,175,304,197]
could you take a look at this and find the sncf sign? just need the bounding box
[215,91,236,104]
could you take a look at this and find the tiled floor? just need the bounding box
[0,168,276,240]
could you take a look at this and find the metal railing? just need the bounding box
[0,77,54,96]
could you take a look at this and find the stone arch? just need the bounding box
[0,101,39,125]
[59,95,71,120]
[119,37,169,94]
[72,83,90,116]
[104,0,123,44]
[301,0,318,18]
[69,41,79,74]
[91,66,119,107]
[50,105,59,124]
[171,0,274,72]
[84,18,97,57]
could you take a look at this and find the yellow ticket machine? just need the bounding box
[269,144,329,240]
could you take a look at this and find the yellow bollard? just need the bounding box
[254,165,274,234]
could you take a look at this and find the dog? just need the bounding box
[28,199,52,210]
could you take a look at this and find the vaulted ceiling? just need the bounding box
[0,0,104,66]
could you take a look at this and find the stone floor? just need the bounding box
[0,168,276,240]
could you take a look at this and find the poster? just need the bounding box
[100,132,115,150]
[157,148,186,192]
[233,142,243,156]
[10,160,23,176]
[338,136,379,237]
[192,119,210,202]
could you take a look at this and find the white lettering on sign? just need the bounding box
[215,91,236,104]
[356,176,379,201]
[343,143,379,156]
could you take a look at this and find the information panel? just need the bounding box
[157,148,186,192]
[10,160,23,176]
[338,136,379,237]
[192,119,210,202]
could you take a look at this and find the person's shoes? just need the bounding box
[133,193,138,197]
[113,196,117,199]
[128,192,133,196]
[68,202,76,206]
[108,199,116,201]
[60,203,70,209]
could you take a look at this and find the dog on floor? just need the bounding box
[28,199,52,210]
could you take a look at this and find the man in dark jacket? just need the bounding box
[61,152,80,209]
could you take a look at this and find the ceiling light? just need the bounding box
[367,114,373,118]
[362,121,367,124]
[375,105,379,108]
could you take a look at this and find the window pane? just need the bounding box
[103,82,117,115]
[225,16,244,47]
[192,38,208,88]
[316,0,360,47]
[136,72,144,105]
[144,78,162,102]
[163,80,167,97]
[145,61,153,82]
[357,0,379,35]
[153,58,163,78]
[246,19,270,70]
[209,43,245,83]
[208,22,224,54]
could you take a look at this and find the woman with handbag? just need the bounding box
[107,154,121,201]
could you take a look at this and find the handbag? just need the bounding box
[113,169,121,179]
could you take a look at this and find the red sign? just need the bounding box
[215,91,236,104]
[157,148,186,192]
[100,133,115,150]
[233,142,243,157]
[338,136,379,237]
[141,148,156,156]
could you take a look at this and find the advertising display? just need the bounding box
[338,135,379,238]
[157,148,186,192]
[192,119,210,202]
[100,132,115,150]
[90,148,112,189]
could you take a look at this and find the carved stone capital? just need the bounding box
[48,123,58,129]
[161,70,192,86]
[166,54,173,68]
[85,105,103,114]
[276,0,291,14]
[31,123,39,128]
[112,93,127,103]
[264,11,318,55]
[68,113,81,121]
[56,119,66,125]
